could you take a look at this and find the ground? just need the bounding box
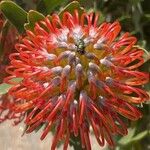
[0,121,106,150]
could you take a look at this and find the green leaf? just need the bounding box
[37,0,67,14]
[69,134,83,150]
[144,14,150,20]
[0,78,22,95]
[98,11,105,23]
[119,15,131,22]
[129,0,142,5]
[0,83,13,95]
[59,1,84,18]
[141,14,150,25]
[118,128,136,145]
[0,1,27,33]
[131,130,149,142]
[24,10,45,31]
[11,77,23,83]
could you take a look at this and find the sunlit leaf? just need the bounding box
[0,1,27,33]
[0,78,22,95]
[24,10,45,30]
[0,83,12,95]
[59,1,84,18]
[142,14,150,21]
[131,130,149,142]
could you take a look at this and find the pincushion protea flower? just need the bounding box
[4,10,149,150]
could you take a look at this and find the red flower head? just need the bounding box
[4,10,149,149]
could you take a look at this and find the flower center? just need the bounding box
[75,39,85,55]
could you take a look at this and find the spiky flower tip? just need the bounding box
[4,10,149,150]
